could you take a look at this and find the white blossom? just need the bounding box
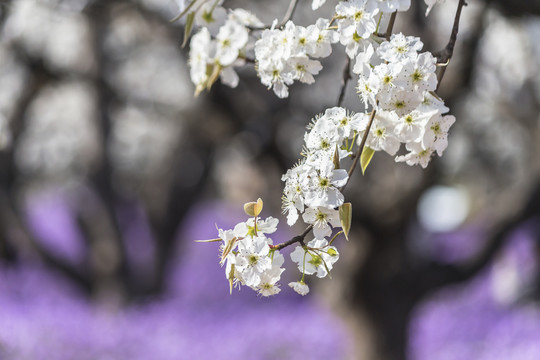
[302,207,341,239]
[254,20,336,98]
[194,2,227,36]
[215,19,249,66]
[229,8,264,27]
[188,27,213,93]
[290,238,339,278]
[395,141,434,168]
[423,114,456,156]
[365,112,401,155]
[394,109,434,143]
[377,33,423,63]
[289,281,310,296]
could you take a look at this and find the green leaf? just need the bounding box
[181,11,196,48]
[339,203,352,241]
[360,146,375,174]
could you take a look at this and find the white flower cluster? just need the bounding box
[217,215,285,296]
[188,6,262,95]
[185,0,440,97]
[282,107,365,227]
[334,0,410,58]
[280,107,368,294]
[193,0,458,298]
[353,34,455,167]
[254,19,338,98]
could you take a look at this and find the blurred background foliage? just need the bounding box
[1,0,540,359]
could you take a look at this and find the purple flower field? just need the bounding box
[410,225,540,360]
[0,197,351,359]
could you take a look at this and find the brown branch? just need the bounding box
[342,109,377,191]
[384,11,397,40]
[271,225,312,250]
[435,0,468,90]
[374,11,397,39]
[337,56,351,107]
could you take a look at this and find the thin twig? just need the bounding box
[384,11,397,40]
[341,109,377,191]
[271,225,312,250]
[435,0,468,90]
[337,57,352,107]
[374,11,397,39]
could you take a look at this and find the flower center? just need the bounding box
[202,11,215,24]
[249,255,259,266]
[411,70,423,82]
[405,115,414,124]
[394,100,405,109]
[308,254,323,267]
[319,177,329,188]
[316,211,327,221]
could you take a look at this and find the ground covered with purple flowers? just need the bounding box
[0,198,351,359]
[410,226,540,360]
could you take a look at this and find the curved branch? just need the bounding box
[435,0,468,89]
[337,56,352,107]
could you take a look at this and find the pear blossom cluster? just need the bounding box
[334,0,411,58]
[352,33,455,167]
[280,107,367,293]
[254,19,338,98]
[281,107,366,227]
[189,0,459,297]
[184,0,444,97]
[216,213,286,296]
[188,7,262,95]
